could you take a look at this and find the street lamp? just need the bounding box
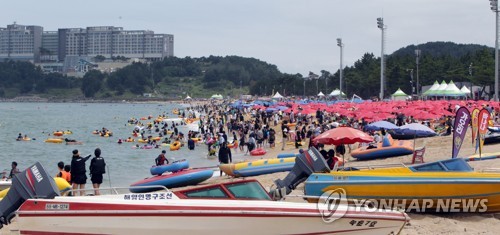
[337,38,344,97]
[490,0,499,101]
[377,17,386,100]
[406,69,414,96]
[415,49,421,97]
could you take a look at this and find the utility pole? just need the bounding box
[337,38,344,97]
[415,49,421,97]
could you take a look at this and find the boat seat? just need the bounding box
[412,147,426,164]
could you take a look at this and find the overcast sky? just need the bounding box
[0,0,495,75]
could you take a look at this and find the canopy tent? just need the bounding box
[391,88,408,101]
[329,89,346,97]
[272,92,284,99]
[210,94,223,99]
[441,80,465,97]
[428,81,448,96]
[422,81,440,96]
[317,91,325,97]
[460,86,471,96]
[185,95,192,100]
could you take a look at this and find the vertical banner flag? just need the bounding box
[452,107,471,158]
[477,109,491,158]
[471,108,480,148]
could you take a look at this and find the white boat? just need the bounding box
[1,162,409,235]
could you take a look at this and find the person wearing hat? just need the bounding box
[155,150,169,166]
[70,149,91,196]
[89,148,106,195]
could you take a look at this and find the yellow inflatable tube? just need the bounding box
[45,138,63,143]
[170,141,181,151]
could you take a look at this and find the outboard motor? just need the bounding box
[0,162,59,228]
[271,147,330,200]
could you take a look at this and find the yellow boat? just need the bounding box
[219,157,296,177]
[304,158,500,212]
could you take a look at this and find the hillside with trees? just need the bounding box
[0,41,496,100]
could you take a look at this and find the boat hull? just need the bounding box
[15,198,409,235]
[305,172,500,212]
[130,169,213,193]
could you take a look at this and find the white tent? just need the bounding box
[432,81,448,96]
[185,95,192,100]
[272,92,284,99]
[442,80,465,97]
[460,86,471,96]
[391,88,408,101]
[211,94,223,99]
[329,89,346,97]
[423,81,440,96]
[317,91,325,97]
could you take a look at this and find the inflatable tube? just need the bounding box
[286,123,297,127]
[152,136,161,141]
[53,131,64,136]
[22,137,31,141]
[130,169,213,193]
[219,157,295,177]
[150,159,189,175]
[63,131,73,135]
[125,138,135,142]
[138,139,148,143]
[191,137,202,142]
[277,153,301,158]
[65,141,83,145]
[45,138,63,143]
[250,148,266,156]
[140,145,154,149]
[0,188,9,199]
[351,138,414,160]
[227,140,239,149]
[170,141,181,151]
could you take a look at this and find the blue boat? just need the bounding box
[130,169,213,193]
[150,159,189,175]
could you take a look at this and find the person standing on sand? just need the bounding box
[70,149,91,196]
[281,121,288,150]
[218,142,232,176]
[89,148,106,196]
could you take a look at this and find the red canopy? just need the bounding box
[313,127,373,145]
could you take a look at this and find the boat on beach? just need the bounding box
[1,162,409,235]
[130,168,213,193]
[304,158,500,212]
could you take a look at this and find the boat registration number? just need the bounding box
[123,192,173,200]
[349,220,378,227]
[45,203,69,210]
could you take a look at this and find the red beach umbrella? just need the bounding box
[313,127,373,145]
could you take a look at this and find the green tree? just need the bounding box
[81,70,105,97]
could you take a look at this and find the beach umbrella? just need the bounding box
[313,127,374,165]
[313,127,373,145]
[364,121,398,131]
[398,123,436,136]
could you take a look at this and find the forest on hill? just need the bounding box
[0,41,495,100]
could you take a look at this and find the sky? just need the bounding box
[0,0,496,75]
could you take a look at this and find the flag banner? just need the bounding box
[452,107,471,158]
[471,108,480,148]
[477,109,491,158]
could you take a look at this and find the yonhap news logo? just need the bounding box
[317,188,347,223]
[317,189,488,221]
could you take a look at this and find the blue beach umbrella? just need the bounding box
[365,121,398,131]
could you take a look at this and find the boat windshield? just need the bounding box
[410,158,472,172]
[226,181,271,200]
[182,186,229,199]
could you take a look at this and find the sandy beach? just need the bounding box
[3,100,499,234]
[189,123,500,235]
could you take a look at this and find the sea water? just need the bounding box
[0,102,246,187]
